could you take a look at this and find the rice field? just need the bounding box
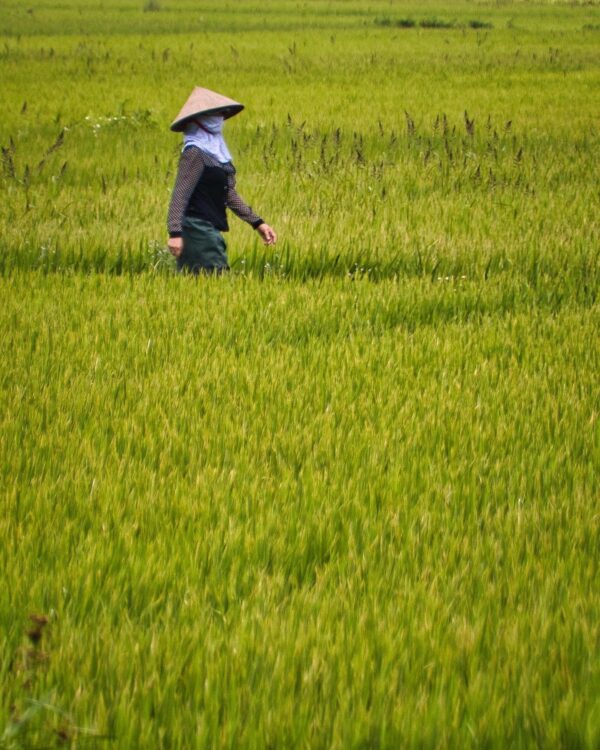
[1,0,599,747]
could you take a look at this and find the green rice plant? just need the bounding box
[0,1,599,747]
[1,272,598,747]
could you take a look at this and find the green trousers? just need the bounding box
[178,216,229,274]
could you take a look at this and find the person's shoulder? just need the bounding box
[181,145,211,162]
[180,144,201,160]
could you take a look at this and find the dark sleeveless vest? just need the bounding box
[186,163,233,232]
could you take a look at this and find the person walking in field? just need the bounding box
[167,87,277,274]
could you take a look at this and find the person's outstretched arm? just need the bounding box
[226,173,277,245]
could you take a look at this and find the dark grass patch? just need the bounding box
[469,19,493,29]
[375,17,493,30]
[376,17,418,28]
[419,18,455,29]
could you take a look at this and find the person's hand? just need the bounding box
[168,237,183,258]
[257,223,277,246]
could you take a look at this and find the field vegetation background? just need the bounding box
[0,0,598,747]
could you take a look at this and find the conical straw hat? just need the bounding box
[170,87,244,132]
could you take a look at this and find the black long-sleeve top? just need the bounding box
[168,146,263,237]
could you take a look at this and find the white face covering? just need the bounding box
[199,116,224,135]
[182,115,232,163]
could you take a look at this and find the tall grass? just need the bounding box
[1,0,599,747]
[1,273,599,747]
[0,3,598,282]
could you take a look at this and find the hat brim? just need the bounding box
[170,103,244,132]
